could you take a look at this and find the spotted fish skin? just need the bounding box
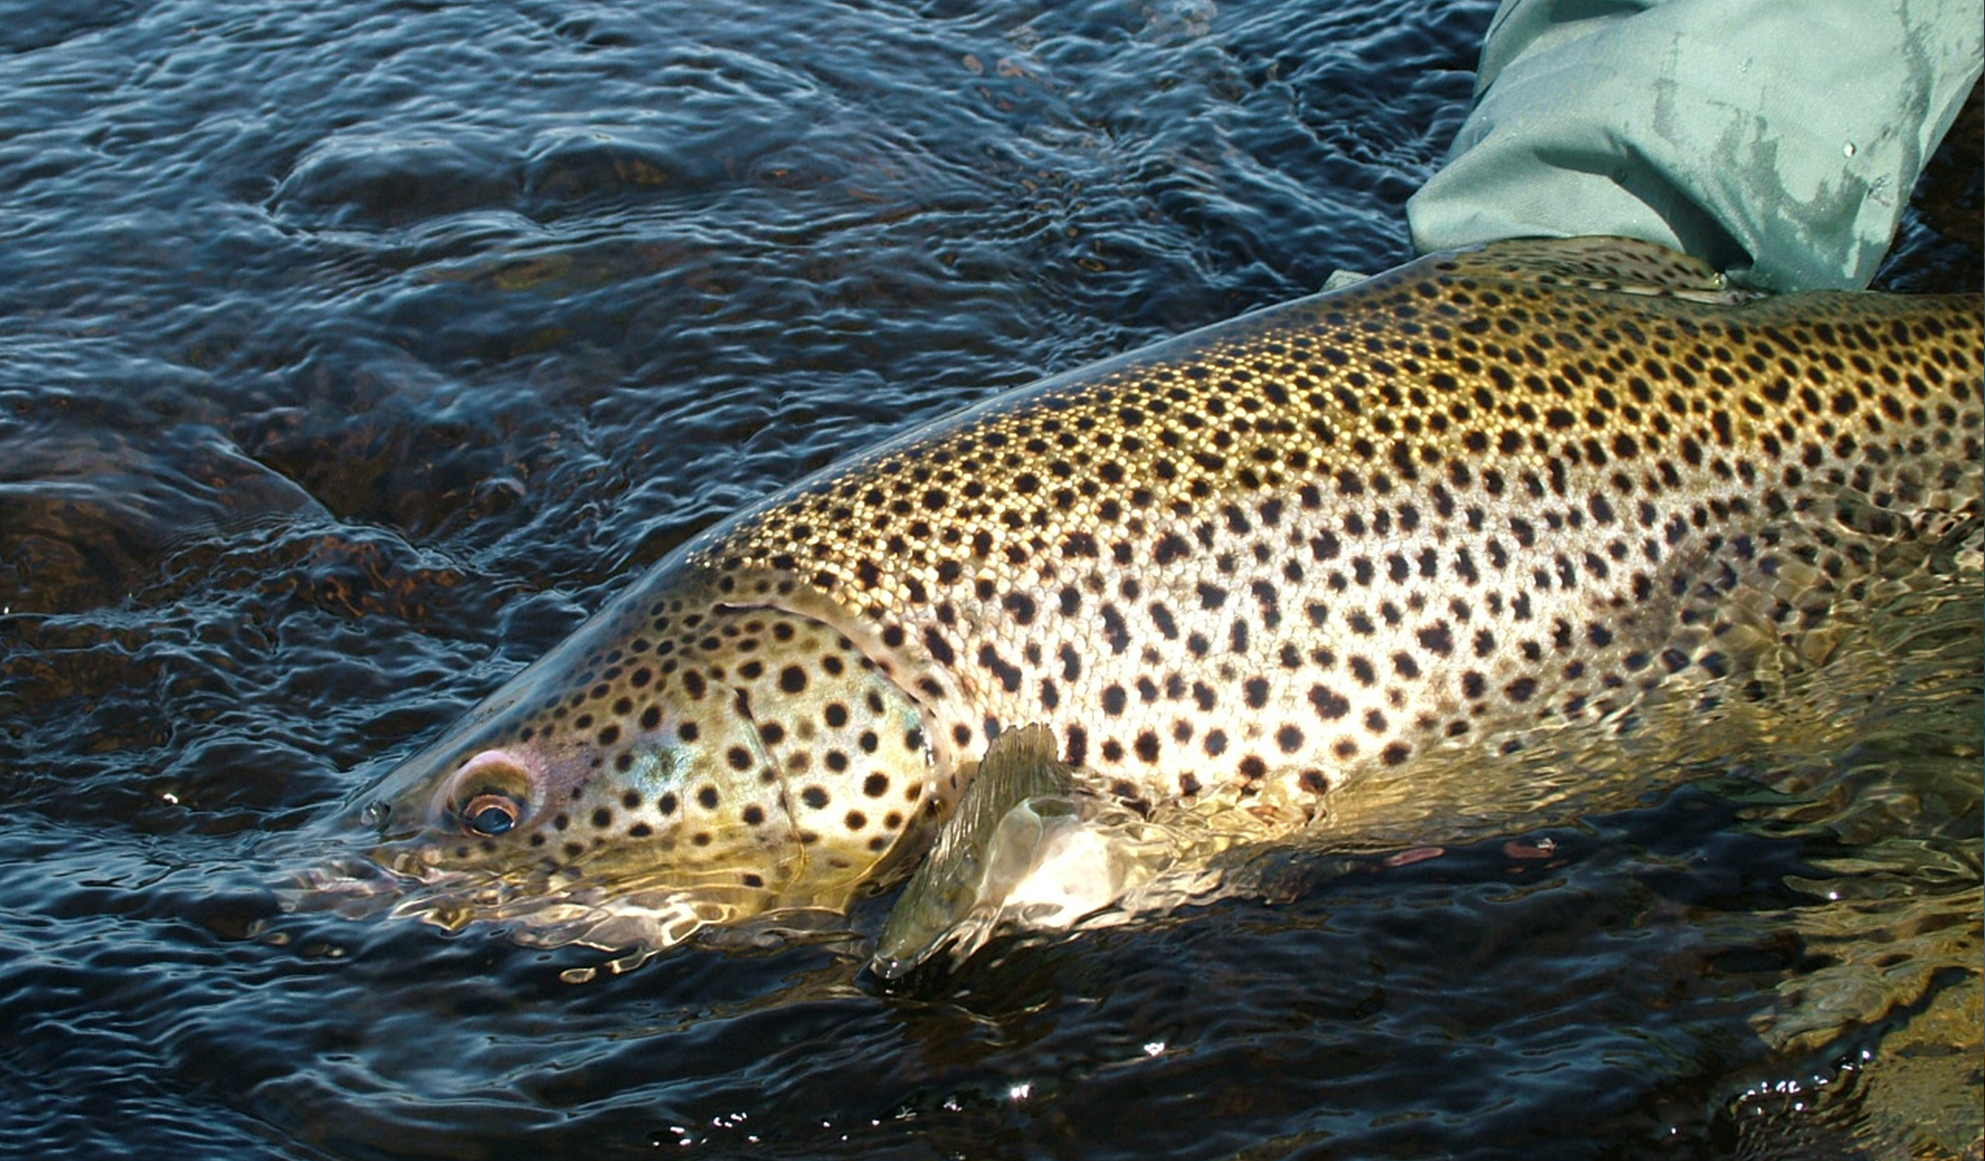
[713,238,1981,810]
[358,595,943,933]
[353,237,1981,943]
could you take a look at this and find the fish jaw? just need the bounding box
[333,577,940,949]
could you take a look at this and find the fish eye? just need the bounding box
[442,750,539,837]
[462,792,522,837]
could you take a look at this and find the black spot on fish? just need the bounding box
[978,645,1023,692]
[1309,684,1350,720]
[1101,604,1130,654]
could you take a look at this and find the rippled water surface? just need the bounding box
[2,1,1979,1158]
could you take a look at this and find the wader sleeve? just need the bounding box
[1406,0,1984,290]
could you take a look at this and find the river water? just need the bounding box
[1,1,1978,1158]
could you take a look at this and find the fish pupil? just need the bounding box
[463,795,520,836]
[470,805,514,835]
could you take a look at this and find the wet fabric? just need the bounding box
[1408,0,1984,289]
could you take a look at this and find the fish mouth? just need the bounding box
[283,831,844,962]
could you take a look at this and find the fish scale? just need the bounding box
[712,238,1981,808]
[351,237,1982,950]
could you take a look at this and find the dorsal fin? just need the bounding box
[1430,236,1764,305]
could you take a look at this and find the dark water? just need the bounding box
[1,1,1979,1158]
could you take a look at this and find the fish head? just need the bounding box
[335,588,943,949]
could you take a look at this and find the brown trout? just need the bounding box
[341,237,1982,963]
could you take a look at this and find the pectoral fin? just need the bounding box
[872,725,1080,979]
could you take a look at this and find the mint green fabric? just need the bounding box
[1408,0,1983,290]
